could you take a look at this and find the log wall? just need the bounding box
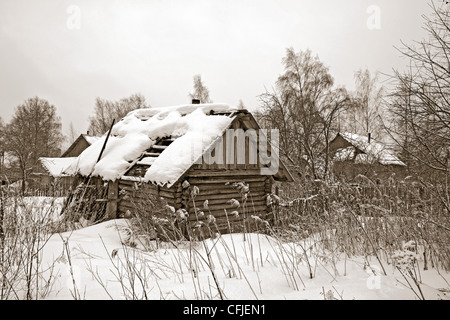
[117,179,176,217]
[180,169,273,234]
[116,170,274,237]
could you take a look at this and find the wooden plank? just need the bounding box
[105,180,119,219]
[152,145,167,150]
[143,152,160,157]
[120,176,145,182]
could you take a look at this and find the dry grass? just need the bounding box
[2,171,450,300]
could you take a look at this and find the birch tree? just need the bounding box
[88,93,148,136]
[258,48,349,178]
[3,97,64,193]
[342,68,385,140]
[189,75,212,104]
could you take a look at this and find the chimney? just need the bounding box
[368,132,371,143]
[86,130,90,135]
[192,99,201,104]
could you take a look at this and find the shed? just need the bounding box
[63,103,294,236]
[31,157,76,195]
[29,134,99,194]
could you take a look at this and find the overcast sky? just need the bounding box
[0,0,434,138]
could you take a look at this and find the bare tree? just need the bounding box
[258,48,349,178]
[67,122,78,143]
[88,93,148,136]
[342,68,385,140]
[60,121,79,153]
[188,75,212,103]
[3,97,64,193]
[388,1,450,176]
[0,117,4,178]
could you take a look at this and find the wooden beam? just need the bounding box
[152,145,167,150]
[105,180,119,219]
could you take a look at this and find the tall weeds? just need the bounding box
[0,189,64,299]
[274,174,450,272]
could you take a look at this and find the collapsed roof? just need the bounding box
[64,103,240,186]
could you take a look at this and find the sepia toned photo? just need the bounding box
[0,0,449,305]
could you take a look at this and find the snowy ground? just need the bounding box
[2,196,450,300]
[39,219,450,300]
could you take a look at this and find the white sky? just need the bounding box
[0,0,434,136]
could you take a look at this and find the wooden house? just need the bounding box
[61,134,100,157]
[63,103,294,236]
[329,132,406,180]
[31,157,77,195]
[30,134,100,195]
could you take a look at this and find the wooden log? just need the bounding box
[188,169,265,177]
[189,185,267,195]
[187,191,266,202]
[188,182,266,192]
[118,186,175,199]
[136,186,175,196]
[194,196,266,206]
[191,197,266,206]
[121,194,174,204]
[118,199,140,208]
[192,180,266,187]
[188,176,266,184]
[119,179,176,192]
[188,176,265,185]
[159,186,175,192]
[189,205,270,219]
[194,189,266,199]
[192,215,271,233]
[187,201,266,213]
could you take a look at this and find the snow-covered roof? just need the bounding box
[39,157,77,177]
[64,103,239,186]
[61,134,100,157]
[333,132,406,166]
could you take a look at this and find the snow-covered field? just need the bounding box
[2,196,450,300]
